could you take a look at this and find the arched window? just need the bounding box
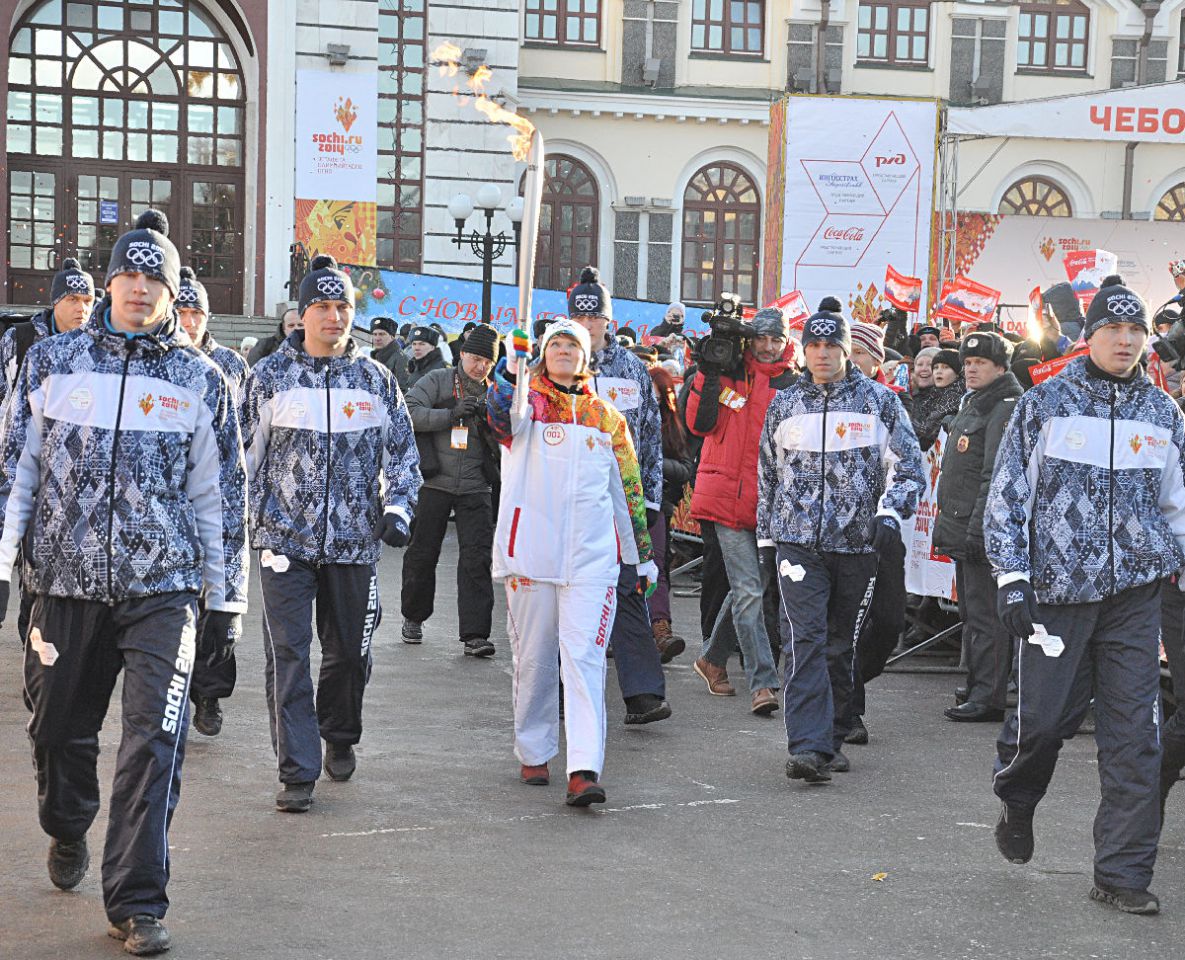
[998,176,1073,217]
[6,0,247,310]
[681,162,761,305]
[1156,182,1185,222]
[530,156,600,292]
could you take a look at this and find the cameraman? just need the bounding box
[686,306,798,715]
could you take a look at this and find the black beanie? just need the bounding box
[960,331,1011,367]
[409,325,441,347]
[933,349,962,375]
[1084,276,1150,340]
[801,309,851,355]
[106,209,180,297]
[461,323,499,361]
[371,316,399,336]
[568,266,612,321]
[175,266,210,317]
[298,254,354,317]
[916,325,941,339]
[818,296,843,313]
[50,257,95,307]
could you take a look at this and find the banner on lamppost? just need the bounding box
[293,69,378,266]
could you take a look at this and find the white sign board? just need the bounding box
[950,215,1183,316]
[903,431,956,601]
[948,81,1185,144]
[779,96,939,316]
[294,70,378,201]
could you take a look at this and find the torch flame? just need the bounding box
[429,42,536,162]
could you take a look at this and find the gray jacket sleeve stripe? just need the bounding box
[0,377,44,580]
[187,380,248,612]
[243,378,273,486]
[985,394,1044,583]
[381,375,420,523]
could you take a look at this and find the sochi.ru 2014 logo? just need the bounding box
[342,402,356,419]
[138,393,154,415]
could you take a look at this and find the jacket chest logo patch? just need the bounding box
[138,393,155,415]
[1130,435,1142,455]
[543,424,566,445]
[786,425,804,445]
[343,402,356,419]
[607,387,618,402]
[957,435,969,452]
[1066,430,1086,450]
[69,388,92,411]
[290,401,307,419]
[835,423,847,439]
[586,436,595,451]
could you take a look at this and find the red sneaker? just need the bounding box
[565,771,606,807]
[520,763,549,785]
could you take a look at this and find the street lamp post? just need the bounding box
[448,185,524,326]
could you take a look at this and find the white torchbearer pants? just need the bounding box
[505,577,617,776]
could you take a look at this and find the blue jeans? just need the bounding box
[701,523,780,692]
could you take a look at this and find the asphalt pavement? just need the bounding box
[2,535,1183,960]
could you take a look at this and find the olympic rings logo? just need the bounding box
[177,287,199,304]
[573,294,599,313]
[126,246,165,269]
[317,277,345,298]
[1106,295,1141,318]
[65,274,90,291]
[810,317,837,337]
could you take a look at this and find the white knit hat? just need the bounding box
[538,319,592,373]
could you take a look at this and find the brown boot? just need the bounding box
[751,688,779,715]
[653,620,686,664]
[693,657,736,696]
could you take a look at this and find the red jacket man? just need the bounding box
[684,307,798,714]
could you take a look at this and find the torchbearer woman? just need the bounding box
[487,320,657,806]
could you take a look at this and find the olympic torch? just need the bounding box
[512,129,545,416]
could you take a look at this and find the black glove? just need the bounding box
[374,512,410,548]
[870,516,901,557]
[646,508,659,528]
[964,535,987,563]
[201,610,242,668]
[0,578,9,626]
[997,580,1039,639]
[454,396,483,422]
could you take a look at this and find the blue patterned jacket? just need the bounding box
[0,309,53,409]
[985,356,1185,604]
[0,304,248,611]
[757,363,923,554]
[197,332,249,404]
[589,337,663,510]
[242,333,420,565]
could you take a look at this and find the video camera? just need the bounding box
[695,293,755,373]
[1152,299,1185,371]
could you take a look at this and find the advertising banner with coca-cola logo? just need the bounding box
[769,96,940,325]
[1063,249,1118,312]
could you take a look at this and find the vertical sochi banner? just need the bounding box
[770,96,939,322]
[293,69,379,267]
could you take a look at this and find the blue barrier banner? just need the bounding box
[345,267,698,336]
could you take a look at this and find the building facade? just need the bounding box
[2,0,1184,315]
